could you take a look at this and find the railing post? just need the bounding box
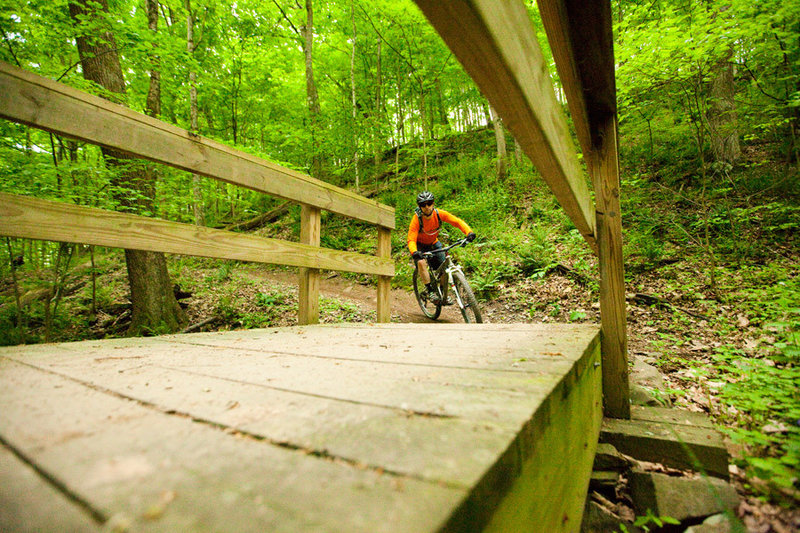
[591,116,630,419]
[298,204,321,325]
[376,227,391,323]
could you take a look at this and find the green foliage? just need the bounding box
[469,263,516,300]
[213,262,234,283]
[699,264,800,497]
[713,345,800,493]
[320,297,363,322]
[568,310,587,322]
[624,509,681,532]
[518,226,557,277]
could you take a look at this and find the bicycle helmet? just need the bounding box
[416,191,435,206]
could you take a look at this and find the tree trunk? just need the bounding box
[396,73,405,145]
[489,105,508,181]
[419,85,428,183]
[6,238,25,344]
[186,0,205,226]
[350,3,359,191]
[144,0,162,217]
[69,0,186,336]
[374,37,382,166]
[708,51,740,166]
[302,0,322,177]
[145,0,161,119]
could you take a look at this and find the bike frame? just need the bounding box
[421,238,469,309]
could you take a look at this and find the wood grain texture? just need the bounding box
[0,193,394,277]
[536,0,617,157]
[376,227,392,323]
[0,62,395,229]
[0,357,464,532]
[0,323,601,532]
[298,205,321,325]
[591,118,629,419]
[0,444,102,532]
[530,2,628,415]
[472,340,602,533]
[413,0,596,251]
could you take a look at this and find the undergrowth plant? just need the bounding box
[709,265,800,500]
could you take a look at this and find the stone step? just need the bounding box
[589,470,620,499]
[600,408,729,479]
[629,470,738,523]
[630,405,715,428]
[593,443,635,472]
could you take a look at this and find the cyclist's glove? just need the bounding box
[412,251,424,261]
[466,232,477,243]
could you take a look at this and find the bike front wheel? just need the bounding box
[413,267,441,320]
[452,271,482,323]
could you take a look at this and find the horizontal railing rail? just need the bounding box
[0,193,394,277]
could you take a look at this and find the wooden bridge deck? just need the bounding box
[0,323,602,533]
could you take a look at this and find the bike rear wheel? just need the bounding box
[452,271,482,323]
[413,267,441,320]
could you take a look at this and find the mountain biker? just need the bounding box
[407,191,476,304]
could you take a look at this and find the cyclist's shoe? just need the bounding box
[429,292,454,306]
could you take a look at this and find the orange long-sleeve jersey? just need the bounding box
[407,208,472,254]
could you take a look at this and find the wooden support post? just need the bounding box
[591,117,630,419]
[376,228,391,323]
[298,205,321,325]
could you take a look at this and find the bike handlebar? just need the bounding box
[419,238,469,257]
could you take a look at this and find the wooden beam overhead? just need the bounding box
[537,0,617,156]
[413,0,597,251]
[0,62,395,230]
[0,193,395,277]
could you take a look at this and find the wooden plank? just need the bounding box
[600,417,730,479]
[4,353,530,487]
[160,323,600,376]
[591,117,629,419]
[0,444,102,532]
[376,227,392,323]
[298,205,321,325]
[413,0,597,251]
[0,358,466,532]
[1,324,602,531]
[5,326,597,426]
[457,334,603,532]
[0,193,394,277]
[536,0,617,160]
[0,62,395,230]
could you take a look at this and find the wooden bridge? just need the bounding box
[0,1,626,531]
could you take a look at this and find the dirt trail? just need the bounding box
[247,268,467,324]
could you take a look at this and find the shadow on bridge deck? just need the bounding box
[1,323,601,533]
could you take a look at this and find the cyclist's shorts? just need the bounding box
[418,241,445,271]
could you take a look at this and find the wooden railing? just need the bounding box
[413,0,629,418]
[0,62,395,325]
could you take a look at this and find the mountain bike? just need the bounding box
[412,238,483,323]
